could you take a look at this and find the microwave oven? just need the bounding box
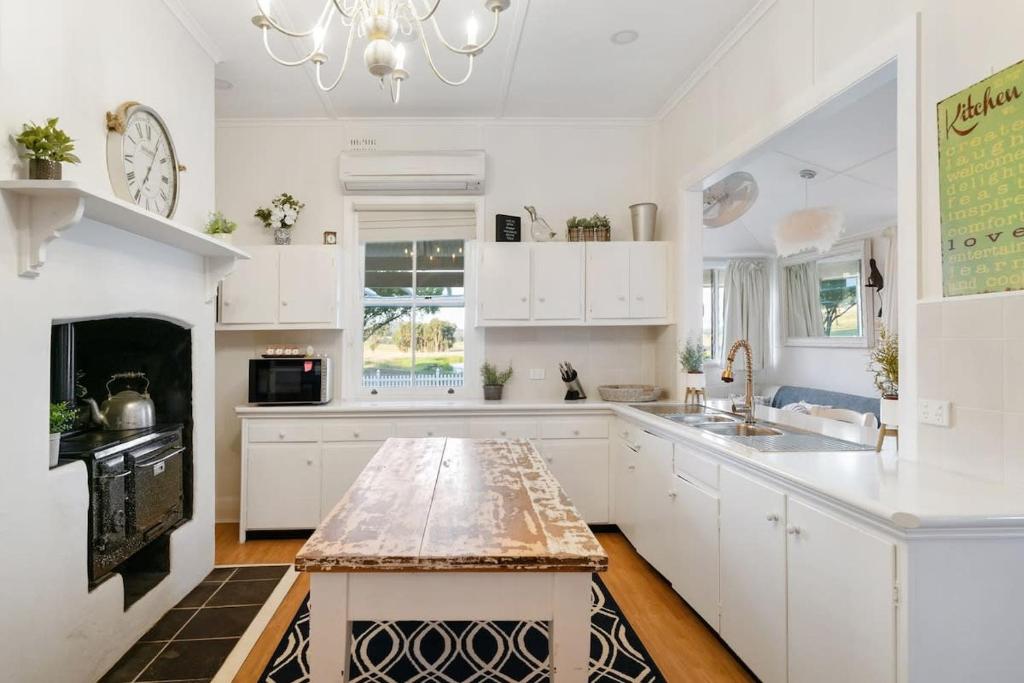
[248,358,332,405]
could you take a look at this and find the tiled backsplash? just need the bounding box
[917,295,1024,485]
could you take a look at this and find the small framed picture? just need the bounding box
[323,231,337,245]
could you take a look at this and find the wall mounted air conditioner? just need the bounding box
[339,150,485,195]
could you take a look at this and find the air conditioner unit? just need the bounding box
[339,150,485,195]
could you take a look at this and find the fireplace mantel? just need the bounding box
[0,180,248,301]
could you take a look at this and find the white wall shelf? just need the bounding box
[0,180,248,300]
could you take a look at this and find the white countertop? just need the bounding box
[235,399,1024,532]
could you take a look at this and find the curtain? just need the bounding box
[880,230,898,334]
[784,261,823,337]
[358,208,476,242]
[722,259,771,370]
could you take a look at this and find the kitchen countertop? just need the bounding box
[236,399,1024,533]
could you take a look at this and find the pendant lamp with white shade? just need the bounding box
[774,169,844,256]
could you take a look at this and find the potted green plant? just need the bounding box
[480,361,513,400]
[255,192,305,245]
[566,216,583,242]
[590,213,611,241]
[204,211,237,244]
[679,337,706,390]
[49,401,77,467]
[868,325,899,424]
[15,118,81,180]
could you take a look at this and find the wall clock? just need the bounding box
[105,101,182,218]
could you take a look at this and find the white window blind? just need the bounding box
[357,207,476,242]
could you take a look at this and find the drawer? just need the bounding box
[248,421,321,443]
[394,419,470,438]
[541,417,608,440]
[674,442,719,490]
[469,418,540,439]
[322,420,394,443]
[613,419,641,447]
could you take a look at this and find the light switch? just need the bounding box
[529,368,546,380]
[918,399,951,427]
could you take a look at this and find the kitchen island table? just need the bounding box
[295,437,608,682]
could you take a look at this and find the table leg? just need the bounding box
[550,572,592,683]
[309,573,352,683]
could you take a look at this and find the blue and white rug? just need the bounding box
[261,575,665,682]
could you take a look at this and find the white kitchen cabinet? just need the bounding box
[246,443,322,529]
[218,245,341,330]
[320,443,382,517]
[669,473,721,630]
[628,242,669,319]
[585,243,671,322]
[719,466,788,683]
[786,498,897,683]
[532,243,584,321]
[537,438,610,523]
[632,429,675,575]
[478,243,531,321]
[395,418,470,438]
[586,243,630,319]
[612,437,640,541]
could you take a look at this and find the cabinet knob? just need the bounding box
[427,431,434,436]
[573,429,580,436]
[787,525,801,536]
[766,513,779,523]
[636,295,645,301]
[520,297,527,302]
[668,491,677,499]
[546,456,553,463]
[538,297,546,303]
[224,300,231,306]
[306,459,313,466]
[618,295,626,301]
[499,430,507,436]
[278,432,285,440]
[353,432,360,438]
[282,300,289,306]
[627,464,636,471]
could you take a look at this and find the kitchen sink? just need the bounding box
[699,422,784,437]
[669,414,738,425]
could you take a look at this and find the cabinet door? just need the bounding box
[719,467,787,683]
[321,443,382,518]
[787,498,896,683]
[539,439,609,523]
[394,419,470,438]
[670,474,721,631]
[246,444,321,529]
[612,439,640,541]
[279,246,338,324]
[220,248,278,324]
[633,429,675,575]
[628,243,668,319]
[478,243,531,321]
[586,243,629,320]
[532,244,584,321]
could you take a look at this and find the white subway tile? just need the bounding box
[941,297,1004,339]
[943,408,1004,482]
[1003,341,1024,412]
[917,339,945,398]
[1003,295,1024,339]
[1004,414,1024,488]
[917,301,942,339]
[941,339,1003,411]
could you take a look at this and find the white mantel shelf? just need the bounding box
[0,180,248,300]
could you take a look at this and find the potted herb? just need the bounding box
[566,216,584,241]
[868,325,899,425]
[49,401,77,467]
[204,211,237,244]
[15,118,81,180]
[480,361,513,401]
[590,213,611,241]
[255,192,305,245]
[679,337,707,389]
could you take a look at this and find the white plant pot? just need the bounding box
[49,432,61,467]
[210,232,234,245]
[879,397,899,426]
[685,372,706,389]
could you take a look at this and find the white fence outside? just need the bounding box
[363,369,464,388]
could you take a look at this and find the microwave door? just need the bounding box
[250,359,324,404]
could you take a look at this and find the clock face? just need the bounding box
[115,107,178,217]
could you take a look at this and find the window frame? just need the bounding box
[701,265,726,361]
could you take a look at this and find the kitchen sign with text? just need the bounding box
[938,59,1024,296]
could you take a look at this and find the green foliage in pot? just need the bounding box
[868,325,899,398]
[679,337,706,373]
[15,118,80,163]
[588,213,611,230]
[480,361,513,386]
[255,192,305,230]
[205,211,237,235]
[49,401,77,434]
[566,216,582,229]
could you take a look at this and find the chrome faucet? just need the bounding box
[721,339,756,424]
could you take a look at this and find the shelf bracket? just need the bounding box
[204,255,238,304]
[9,191,86,278]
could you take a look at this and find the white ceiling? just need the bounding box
[703,76,898,257]
[174,0,759,119]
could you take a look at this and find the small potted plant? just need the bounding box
[255,192,305,245]
[15,118,81,180]
[566,216,583,242]
[49,401,77,467]
[590,213,612,241]
[679,337,706,389]
[480,361,513,401]
[204,211,237,244]
[868,325,899,424]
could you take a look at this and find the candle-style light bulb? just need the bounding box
[395,43,406,70]
[259,0,273,15]
[313,22,326,50]
[466,15,479,45]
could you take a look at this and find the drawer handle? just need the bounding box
[636,295,645,301]
[668,491,677,499]
[766,513,780,523]
[572,429,580,436]
[538,296,546,302]
[282,300,289,306]
[617,295,626,301]
[224,300,231,306]
[787,525,801,536]
[427,431,434,436]
[499,430,507,436]
[353,432,360,438]
[278,432,285,440]
[306,459,313,466]
[627,464,636,471]
[520,296,527,303]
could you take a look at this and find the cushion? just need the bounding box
[771,385,880,422]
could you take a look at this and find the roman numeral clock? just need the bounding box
[105,101,182,218]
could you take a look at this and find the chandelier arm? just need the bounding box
[254,0,331,38]
[330,0,360,19]
[418,27,475,86]
[261,28,319,67]
[411,0,442,22]
[315,19,359,91]
[425,8,501,56]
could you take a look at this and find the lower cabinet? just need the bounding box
[612,437,640,540]
[538,439,610,523]
[246,444,322,530]
[668,473,720,631]
[633,429,674,576]
[320,442,384,518]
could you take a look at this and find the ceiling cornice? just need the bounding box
[160,0,224,64]
[216,116,657,128]
[654,0,778,121]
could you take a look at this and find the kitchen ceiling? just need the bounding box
[173,0,759,119]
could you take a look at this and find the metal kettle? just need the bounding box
[83,372,156,430]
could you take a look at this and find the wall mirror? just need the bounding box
[780,239,873,348]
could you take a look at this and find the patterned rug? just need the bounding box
[260,575,665,682]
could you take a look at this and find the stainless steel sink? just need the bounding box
[630,403,712,417]
[670,414,738,425]
[700,422,784,437]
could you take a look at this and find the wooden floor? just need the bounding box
[216,523,752,683]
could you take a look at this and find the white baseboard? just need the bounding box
[216,494,240,523]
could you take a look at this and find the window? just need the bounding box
[362,240,466,391]
[818,258,863,337]
[701,268,725,358]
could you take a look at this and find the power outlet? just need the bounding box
[529,368,546,380]
[918,399,951,427]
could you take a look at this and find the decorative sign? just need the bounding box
[496,214,522,242]
[938,59,1024,296]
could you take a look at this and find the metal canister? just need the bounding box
[629,202,658,241]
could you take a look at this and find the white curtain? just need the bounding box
[881,230,898,334]
[784,261,823,337]
[723,259,771,370]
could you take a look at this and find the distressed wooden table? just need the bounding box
[295,437,608,682]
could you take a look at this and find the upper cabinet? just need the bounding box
[478,242,670,327]
[218,245,341,330]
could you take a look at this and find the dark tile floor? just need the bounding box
[99,565,289,683]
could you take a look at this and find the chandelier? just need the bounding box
[251,0,512,103]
